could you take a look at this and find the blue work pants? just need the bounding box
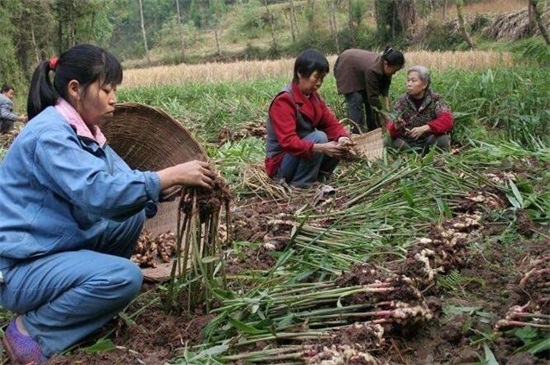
[274,130,339,188]
[0,212,145,357]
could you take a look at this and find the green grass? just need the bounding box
[117,66,545,363]
[118,66,550,149]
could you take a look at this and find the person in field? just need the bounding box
[334,46,405,133]
[0,44,216,364]
[0,84,27,134]
[265,49,351,188]
[385,65,454,153]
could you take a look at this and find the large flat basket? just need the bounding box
[102,102,207,237]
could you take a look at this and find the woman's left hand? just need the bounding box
[407,125,431,139]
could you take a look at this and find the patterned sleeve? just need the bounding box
[392,94,407,114]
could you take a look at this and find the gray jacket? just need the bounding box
[0,93,18,122]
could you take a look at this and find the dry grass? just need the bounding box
[121,51,514,89]
[453,0,528,15]
[122,58,294,88]
[403,50,514,72]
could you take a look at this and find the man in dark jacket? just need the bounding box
[0,84,27,134]
[334,47,404,133]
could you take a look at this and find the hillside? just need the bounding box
[122,0,544,69]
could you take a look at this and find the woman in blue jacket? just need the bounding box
[0,44,215,364]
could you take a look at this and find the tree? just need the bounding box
[348,0,368,47]
[263,0,278,55]
[52,0,77,53]
[456,0,475,49]
[289,0,298,42]
[528,0,535,35]
[209,0,226,56]
[0,2,23,88]
[175,0,186,60]
[374,0,415,42]
[529,0,550,46]
[395,0,416,35]
[348,0,355,46]
[138,0,152,65]
[328,0,340,52]
[189,0,203,28]
[306,0,315,33]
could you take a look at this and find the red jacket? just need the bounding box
[265,83,347,177]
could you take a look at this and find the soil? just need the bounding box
[47,285,214,365]
[1,146,548,365]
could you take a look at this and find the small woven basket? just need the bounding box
[102,102,207,237]
[340,118,385,161]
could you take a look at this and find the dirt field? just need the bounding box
[45,190,548,365]
[1,128,548,365]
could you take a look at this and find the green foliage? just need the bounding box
[119,67,550,151]
[156,16,200,52]
[374,0,399,43]
[0,5,23,87]
[118,80,279,144]
[2,0,550,76]
[508,326,550,355]
[0,35,22,87]
[52,0,115,52]
[510,37,550,67]
[438,269,486,294]
[189,0,205,28]
[207,0,226,27]
[215,137,265,187]
[418,19,464,51]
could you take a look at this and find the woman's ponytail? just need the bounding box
[27,60,60,120]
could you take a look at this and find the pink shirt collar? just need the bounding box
[55,98,107,147]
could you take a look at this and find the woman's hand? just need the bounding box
[313,141,348,158]
[157,160,216,190]
[393,117,407,132]
[407,125,431,139]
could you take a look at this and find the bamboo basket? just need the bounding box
[340,118,385,161]
[102,103,207,237]
[102,103,208,280]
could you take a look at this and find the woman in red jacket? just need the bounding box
[386,65,453,154]
[265,49,350,188]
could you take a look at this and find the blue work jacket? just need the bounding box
[0,107,161,270]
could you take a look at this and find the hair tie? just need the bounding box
[49,57,59,70]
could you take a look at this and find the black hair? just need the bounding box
[1,84,14,94]
[27,44,123,119]
[381,46,405,67]
[293,49,330,83]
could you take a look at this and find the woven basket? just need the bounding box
[350,128,385,161]
[102,102,207,237]
[340,118,385,161]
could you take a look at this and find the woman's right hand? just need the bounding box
[157,160,216,190]
[313,141,348,158]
